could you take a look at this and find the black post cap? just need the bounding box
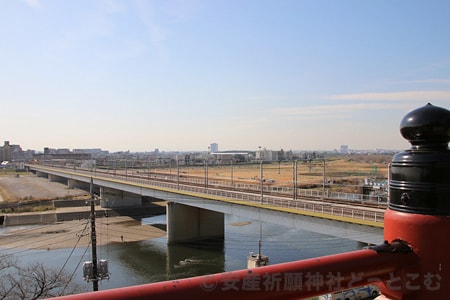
[400,102,450,149]
[389,103,450,215]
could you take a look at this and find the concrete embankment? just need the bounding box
[1,200,166,226]
[3,212,57,226]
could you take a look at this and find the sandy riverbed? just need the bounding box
[0,173,167,250]
[0,216,166,250]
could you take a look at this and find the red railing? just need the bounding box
[55,244,415,300]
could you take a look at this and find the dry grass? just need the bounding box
[0,173,89,203]
[164,156,389,192]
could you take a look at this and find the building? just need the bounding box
[0,141,24,162]
[340,145,349,154]
[256,148,279,162]
[73,148,109,158]
[0,141,11,162]
[34,147,92,164]
[211,152,251,163]
[210,143,218,153]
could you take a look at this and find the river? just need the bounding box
[1,214,372,293]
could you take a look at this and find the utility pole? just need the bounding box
[230,160,234,186]
[177,159,180,190]
[204,159,208,188]
[90,177,99,291]
[247,223,269,268]
[322,160,326,200]
[83,177,109,289]
[293,160,298,200]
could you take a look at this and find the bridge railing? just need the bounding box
[126,176,385,223]
[42,163,387,207]
[29,164,385,224]
[133,175,384,223]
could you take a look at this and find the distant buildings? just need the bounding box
[0,139,396,170]
[0,141,25,162]
[340,145,349,154]
[210,143,218,153]
[211,152,251,164]
[33,147,92,163]
[256,147,276,162]
[253,148,294,162]
[0,141,11,162]
[73,148,109,157]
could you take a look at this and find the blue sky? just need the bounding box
[1,0,449,152]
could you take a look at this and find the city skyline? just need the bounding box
[0,139,409,154]
[1,1,449,152]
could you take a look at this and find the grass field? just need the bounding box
[156,155,390,194]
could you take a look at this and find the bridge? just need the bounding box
[25,162,384,245]
[45,103,449,299]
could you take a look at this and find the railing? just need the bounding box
[29,164,385,224]
[44,164,388,206]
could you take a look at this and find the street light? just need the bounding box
[293,160,298,200]
[322,159,326,200]
[230,160,234,186]
[204,159,208,188]
[260,159,264,204]
[177,159,180,190]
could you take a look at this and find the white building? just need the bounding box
[256,148,279,162]
[210,143,218,153]
[340,145,349,154]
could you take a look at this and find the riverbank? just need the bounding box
[0,172,167,250]
[0,173,88,202]
[0,214,167,250]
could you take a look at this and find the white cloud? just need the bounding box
[23,0,41,8]
[270,102,408,119]
[408,79,450,85]
[134,1,170,62]
[269,91,449,119]
[330,90,450,102]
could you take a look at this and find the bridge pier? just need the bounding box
[67,178,77,189]
[48,174,66,183]
[100,186,142,208]
[36,171,47,178]
[167,202,224,244]
[67,178,90,190]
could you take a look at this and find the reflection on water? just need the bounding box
[0,214,368,291]
[112,237,225,285]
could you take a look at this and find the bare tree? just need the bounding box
[0,256,85,299]
[0,255,19,299]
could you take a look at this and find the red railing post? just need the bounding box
[381,103,450,299]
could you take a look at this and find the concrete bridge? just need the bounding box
[51,103,450,300]
[25,164,383,245]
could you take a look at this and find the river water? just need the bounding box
[1,214,371,293]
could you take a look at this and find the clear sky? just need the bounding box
[1,0,449,152]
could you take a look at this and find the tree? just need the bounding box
[0,255,86,299]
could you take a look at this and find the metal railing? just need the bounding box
[29,165,385,224]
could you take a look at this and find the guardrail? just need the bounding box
[28,165,385,224]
